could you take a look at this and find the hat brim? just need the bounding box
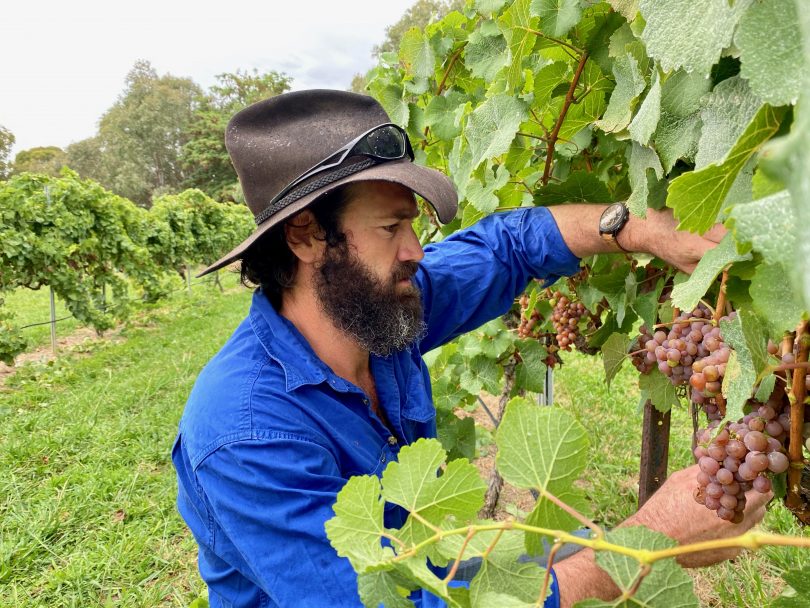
[196,160,458,277]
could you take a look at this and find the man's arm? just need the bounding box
[552,464,770,607]
[547,205,726,273]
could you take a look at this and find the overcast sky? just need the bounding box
[0,0,416,156]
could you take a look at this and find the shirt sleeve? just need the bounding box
[416,207,580,352]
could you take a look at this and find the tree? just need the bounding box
[372,0,465,59]
[12,146,67,176]
[180,69,292,201]
[0,125,14,180]
[67,61,201,207]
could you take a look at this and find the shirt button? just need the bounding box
[380,453,386,463]
[363,398,369,405]
[387,436,397,446]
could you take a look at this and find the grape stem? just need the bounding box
[518,26,584,54]
[442,526,476,584]
[712,269,729,324]
[541,50,589,187]
[787,321,809,515]
[537,542,562,607]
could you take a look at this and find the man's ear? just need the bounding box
[284,210,325,264]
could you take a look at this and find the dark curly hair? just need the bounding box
[240,185,356,309]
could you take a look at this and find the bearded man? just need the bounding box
[172,90,768,608]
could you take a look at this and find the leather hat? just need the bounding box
[197,89,458,276]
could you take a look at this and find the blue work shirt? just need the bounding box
[172,207,580,608]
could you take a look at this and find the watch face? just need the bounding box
[600,203,628,233]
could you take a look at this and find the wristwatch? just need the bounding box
[598,202,630,251]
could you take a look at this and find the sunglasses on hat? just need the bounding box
[266,123,414,211]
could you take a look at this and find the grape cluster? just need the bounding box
[517,294,542,339]
[550,292,586,351]
[693,395,791,521]
[631,325,655,374]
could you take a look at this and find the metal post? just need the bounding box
[186,264,192,293]
[538,366,554,406]
[45,185,58,354]
[638,400,671,508]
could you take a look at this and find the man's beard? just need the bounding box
[314,244,426,356]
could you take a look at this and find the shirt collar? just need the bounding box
[248,288,337,392]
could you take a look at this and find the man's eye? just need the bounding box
[383,224,398,233]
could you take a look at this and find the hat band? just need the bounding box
[254,158,376,226]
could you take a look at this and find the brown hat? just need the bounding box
[197,89,458,276]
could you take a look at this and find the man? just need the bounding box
[172,90,768,608]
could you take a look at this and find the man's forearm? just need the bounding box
[545,204,643,259]
[553,549,620,607]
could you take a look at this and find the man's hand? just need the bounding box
[622,464,770,567]
[620,208,726,274]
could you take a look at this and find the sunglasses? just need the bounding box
[267,123,414,209]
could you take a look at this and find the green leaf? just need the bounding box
[670,233,751,312]
[466,24,510,81]
[666,104,786,234]
[499,0,536,90]
[593,53,646,134]
[459,354,502,397]
[514,339,548,394]
[602,332,629,388]
[750,264,806,335]
[727,189,797,268]
[696,77,763,169]
[628,70,661,146]
[608,0,639,21]
[533,62,569,110]
[496,398,590,545]
[425,92,466,141]
[736,0,804,106]
[530,0,581,38]
[755,373,777,403]
[772,567,810,608]
[588,527,698,608]
[654,113,701,174]
[437,412,477,462]
[632,281,665,333]
[626,143,663,218]
[639,0,748,77]
[467,164,510,213]
[376,84,410,126]
[358,571,416,608]
[739,306,770,375]
[534,171,612,206]
[465,94,528,169]
[400,28,436,80]
[720,313,757,422]
[325,475,393,572]
[639,369,679,413]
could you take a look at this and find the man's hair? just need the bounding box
[240,186,354,308]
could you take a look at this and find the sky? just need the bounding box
[0,0,417,156]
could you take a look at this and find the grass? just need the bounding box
[2,287,83,352]
[0,271,250,607]
[0,282,807,607]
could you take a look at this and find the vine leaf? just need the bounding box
[424,92,466,141]
[666,104,786,234]
[628,69,661,146]
[399,28,436,80]
[639,0,747,77]
[534,171,612,206]
[602,332,629,388]
[772,567,810,607]
[626,142,663,217]
[750,264,805,336]
[736,0,804,106]
[465,94,528,169]
[467,163,510,213]
[720,311,760,422]
[325,475,394,572]
[654,70,710,172]
[466,22,510,81]
[670,233,750,312]
[358,571,416,608]
[515,339,548,394]
[639,369,679,413]
[530,0,581,38]
[498,0,536,90]
[577,527,698,608]
[495,398,590,554]
[593,52,646,134]
[382,439,486,564]
[726,189,796,268]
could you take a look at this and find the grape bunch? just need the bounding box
[631,325,656,374]
[693,394,791,522]
[517,294,542,339]
[550,291,586,351]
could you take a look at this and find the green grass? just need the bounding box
[0,287,807,607]
[0,271,249,607]
[2,288,83,352]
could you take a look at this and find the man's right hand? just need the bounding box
[623,463,771,567]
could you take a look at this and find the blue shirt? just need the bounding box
[172,207,580,608]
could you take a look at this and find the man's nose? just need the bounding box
[398,225,425,263]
